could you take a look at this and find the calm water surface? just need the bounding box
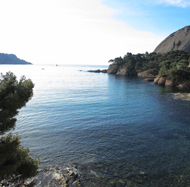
[1,64,190,186]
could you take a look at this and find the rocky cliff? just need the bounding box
[154,25,190,54]
[153,76,190,89]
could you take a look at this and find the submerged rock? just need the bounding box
[173,93,190,100]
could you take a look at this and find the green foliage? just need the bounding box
[0,72,34,134]
[0,72,34,111]
[0,72,39,183]
[0,133,40,180]
[109,50,190,81]
[148,69,159,76]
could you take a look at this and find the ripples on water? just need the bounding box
[1,64,190,186]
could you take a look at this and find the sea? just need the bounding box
[1,64,190,187]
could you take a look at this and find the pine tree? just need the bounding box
[0,72,40,184]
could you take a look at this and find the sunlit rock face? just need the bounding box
[154,26,190,54]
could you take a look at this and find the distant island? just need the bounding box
[0,53,32,65]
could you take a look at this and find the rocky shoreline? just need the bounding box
[0,166,82,187]
[88,67,190,89]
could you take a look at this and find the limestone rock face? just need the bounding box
[153,76,161,84]
[157,77,166,85]
[154,26,190,54]
[153,76,166,85]
[107,64,118,74]
[116,67,128,75]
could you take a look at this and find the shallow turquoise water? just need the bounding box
[1,64,190,186]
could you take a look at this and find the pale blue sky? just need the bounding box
[0,0,189,65]
[103,0,190,36]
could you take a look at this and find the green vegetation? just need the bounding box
[109,50,190,80]
[0,72,40,184]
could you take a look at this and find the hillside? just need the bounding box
[0,53,32,65]
[154,26,190,54]
[107,50,190,89]
[105,25,190,89]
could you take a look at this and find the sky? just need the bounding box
[0,0,190,65]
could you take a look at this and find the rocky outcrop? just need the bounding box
[107,65,136,75]
[137,70,155,78]
[153,76,190,89]
[107,64,118,74]
[154,25,190,54]
[157,77,166,86]
[116,67,129,75]
[116,68,136,75]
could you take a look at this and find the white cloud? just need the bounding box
[157,0,190,7]
[0,0,164,65]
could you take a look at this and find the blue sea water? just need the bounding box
[1,64,190,186]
